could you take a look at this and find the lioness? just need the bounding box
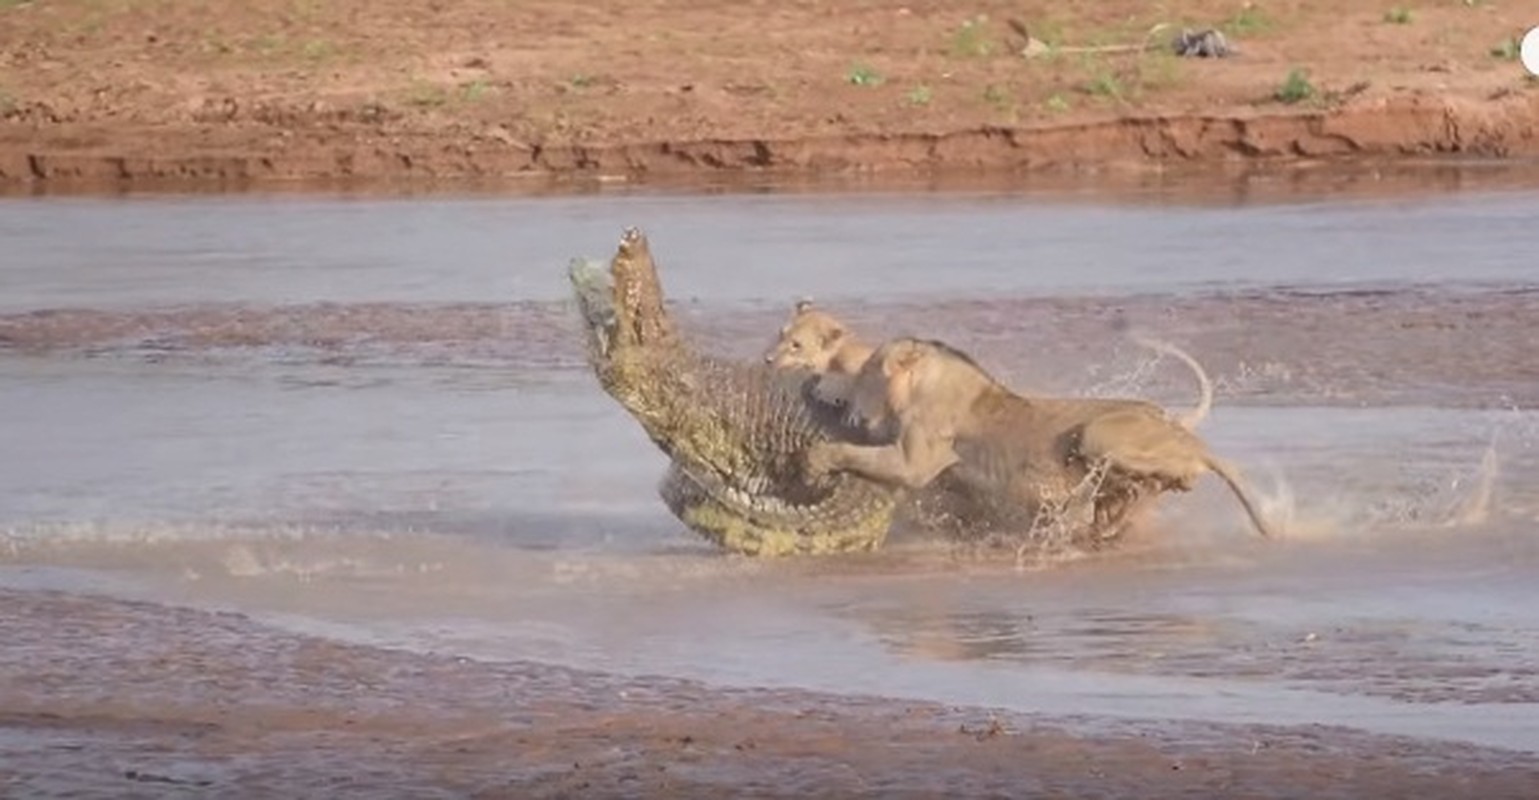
[804,337,1276,541]
[763,299,1214,430]
[762,299,875,406]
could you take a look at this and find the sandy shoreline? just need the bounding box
[5,94,1537,188]
[1,586,1536,798]
[3,0,1537,189]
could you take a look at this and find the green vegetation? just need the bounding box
[403,81,451,108]
[1029,19,1067,48]
[847,63,884,87]
[982,83,1009,109]
[1070,48,1183,106]
[1227,3,1273,36]
[192,32,349,65]
[948,15,993,58]
[906,84,933,106]
[300,39,336,63]
[1489,37,1520,60]
[401,77,497,108]
[250,33,282,54]
[460,78,492,102]
[1382,7,1413,25]
[1135,50,1184,92]
[1274,68,1316,104]
[1084,69,1125,101]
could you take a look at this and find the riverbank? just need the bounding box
[2,0,1536,189]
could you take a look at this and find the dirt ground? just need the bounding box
[2,588,1536,799]
[2,0,1537,188]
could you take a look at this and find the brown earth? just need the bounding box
[1,0,1537,189]
[3,588,1538,798]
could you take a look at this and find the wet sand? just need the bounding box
[4,286,1538,409]
[4,588,1538,799]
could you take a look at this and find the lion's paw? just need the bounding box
[804,442,841,481]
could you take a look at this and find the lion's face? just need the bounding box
[763,310,847,371]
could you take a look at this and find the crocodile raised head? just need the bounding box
[568,227,902,556]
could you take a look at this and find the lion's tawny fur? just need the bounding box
[808,337,1275,540]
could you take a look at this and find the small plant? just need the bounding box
[1136,50,1184,92]
[461,78,492,102]
[1085,70,1125,100]
[1382,7,1413,25]
[847,63,884,86]
[404,81,450,108]
[1044,93,1071,113]
[949,15,993,58]
[1031,19,1067,49]
[906,84,933,106]
[570,73,596,88]
[300,39,335,62]
[1489,37,1520,60]
[1228,3,1272,36]
[0,88,15,116]
[1274,67,1316,104]
[982,83,1008,109]
[253,34,285,55]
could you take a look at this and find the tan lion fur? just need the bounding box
[805,337,1276,541]
[761,299,875,406]
[763,300,1214,431]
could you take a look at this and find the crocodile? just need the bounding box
[568,227,903,556]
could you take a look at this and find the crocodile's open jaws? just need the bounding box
[568,227,901,556]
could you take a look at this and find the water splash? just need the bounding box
[1439,438,1500,529]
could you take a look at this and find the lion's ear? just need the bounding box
[820,325,845,348]
[879,342,927,411]
[794,298,815,314]
[879,341,923,385]
[890,341,927,374]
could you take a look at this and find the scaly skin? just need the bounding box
[568,227,900,556]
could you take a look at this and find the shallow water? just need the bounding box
[6,174,1537,313]
[2,169,1538,757]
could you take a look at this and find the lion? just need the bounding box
[804,337,1276,542]
[763,299,1214,431]
[762,300,1015,541]
[762,298,875,406]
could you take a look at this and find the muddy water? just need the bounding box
[3,170,1539,768]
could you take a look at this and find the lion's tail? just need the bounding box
[1204,455,1276,539]
[1131,335,1213,431]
